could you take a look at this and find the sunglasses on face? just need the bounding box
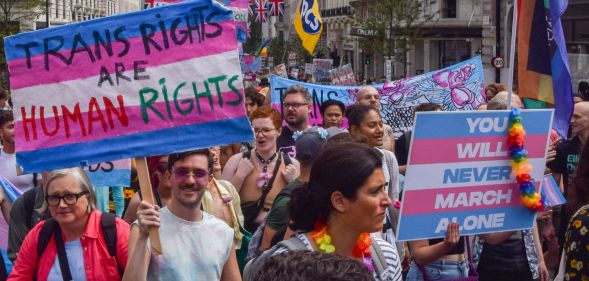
[173,167,209,181]
[46,191,89,207]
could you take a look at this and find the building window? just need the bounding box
[438,40,470,68]
[442,0,457,18]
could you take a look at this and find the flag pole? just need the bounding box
[507,0,518,110]
[281,0,301,64]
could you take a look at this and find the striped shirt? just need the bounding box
[274,233,402,281]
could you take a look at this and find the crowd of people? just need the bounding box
[0,80,588,281]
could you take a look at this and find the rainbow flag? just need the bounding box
[541,174,566,207]
[517,0,573,138]
[4,0,253,173]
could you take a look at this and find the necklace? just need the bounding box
[508,107,545,211]
[255,151,278,190]
[310,222,374,272]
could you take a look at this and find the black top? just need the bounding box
[276,125,296,157]
[428,236,465,255]
[546,136,582,196]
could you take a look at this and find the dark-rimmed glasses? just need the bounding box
[46,191,89,207]
[283,103,309,110]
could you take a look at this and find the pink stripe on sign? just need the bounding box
[401,183,539,215]
[8,21,236,90]
[110,159,131,170]
[409,135,548,165]
[15,90,246,152]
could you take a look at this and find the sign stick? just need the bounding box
[135,157,163,255]
[507,0,518,109]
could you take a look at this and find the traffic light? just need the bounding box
[364,56,371,65]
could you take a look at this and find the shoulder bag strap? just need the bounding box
[53,225,73,281]
[369,243,386,280]
[258,153,283,208]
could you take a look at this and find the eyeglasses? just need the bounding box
[283,103,309,109]
[46,191,89,207]
[173,168,209,181]
[155,162,168,173]
[254,128,276,136]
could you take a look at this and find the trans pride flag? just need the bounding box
[4,0,253,173]
[517,0,573,138]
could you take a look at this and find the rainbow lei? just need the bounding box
[508,107,546,211]
[310,222,374,272]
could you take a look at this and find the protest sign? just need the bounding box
[274,63,288,78]
[84,159,132,187]
[271,56,486,136]
[313,59,332,82]
[290,67,299,79]
[542,174,566,207]
[242,54,262,74]
[5,0,253,173]
[305,63,314,75]
[328,64,356,86]
[396,110,553,241]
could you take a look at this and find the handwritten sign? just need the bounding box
[270,56,486,137]
[312,59,332,82]
[5,0,253,173]
[328,64,356,86]
[396,110,554,241]
[84,159,132,187]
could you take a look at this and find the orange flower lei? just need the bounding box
[310,222,374,272]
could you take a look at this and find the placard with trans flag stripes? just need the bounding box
[4,0,253,173]
[397,110,553,241]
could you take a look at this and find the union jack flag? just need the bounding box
[267,0,285,17]
[248,0,254,16]
[253,0,268,22]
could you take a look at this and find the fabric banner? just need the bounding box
[313,59,332,82]
[328,64,356,86]
[5,0,253,173]
[271,56,486,137]
[397,110,554,241]
[517,0,573,138]
[84,159,132,187]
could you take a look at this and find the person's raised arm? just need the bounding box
[221,154,253,192]
[122,201,159,281]
[410,222,460,266]
[123,192,141,224]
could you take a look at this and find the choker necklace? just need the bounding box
[310,222,374,272]
[256,151,278,190]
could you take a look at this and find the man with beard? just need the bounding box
[124,149,241,281]
[277,86,312,157]
[355,86,395,152]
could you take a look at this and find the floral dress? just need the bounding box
[564,205,589,281]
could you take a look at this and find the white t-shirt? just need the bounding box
[0,150,35,193]
[47,239,87,281]
[146,208,234,281]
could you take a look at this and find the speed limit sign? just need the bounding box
[492,56,505,68]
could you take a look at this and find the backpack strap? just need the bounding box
[37,219,72,281]
[242,150,252,159]
[370,241,387,280]
[100,212,124,277]
[23,187,37,229]
[244,236,307,281]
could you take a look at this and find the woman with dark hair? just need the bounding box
[274,143,402,281]
[561,141,589,281]
[320,99,345,128]
[345,104,401,252]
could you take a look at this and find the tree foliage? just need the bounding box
[352,0,434,76]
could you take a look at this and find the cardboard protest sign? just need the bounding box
[304,63,314,75]
[5,0,253,173]
[274,63,288,78]
[397,110,554,241]
[271,56,486,136]
[84,159,132,187]
[312,59,332,82]
[328,64,356,86]
[542,174,566,207]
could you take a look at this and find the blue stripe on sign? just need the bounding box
[17,116,253,173]
[396,206,536,241]
[5,0,233,60]
[412,110,553,139]
[87,170,131,187]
